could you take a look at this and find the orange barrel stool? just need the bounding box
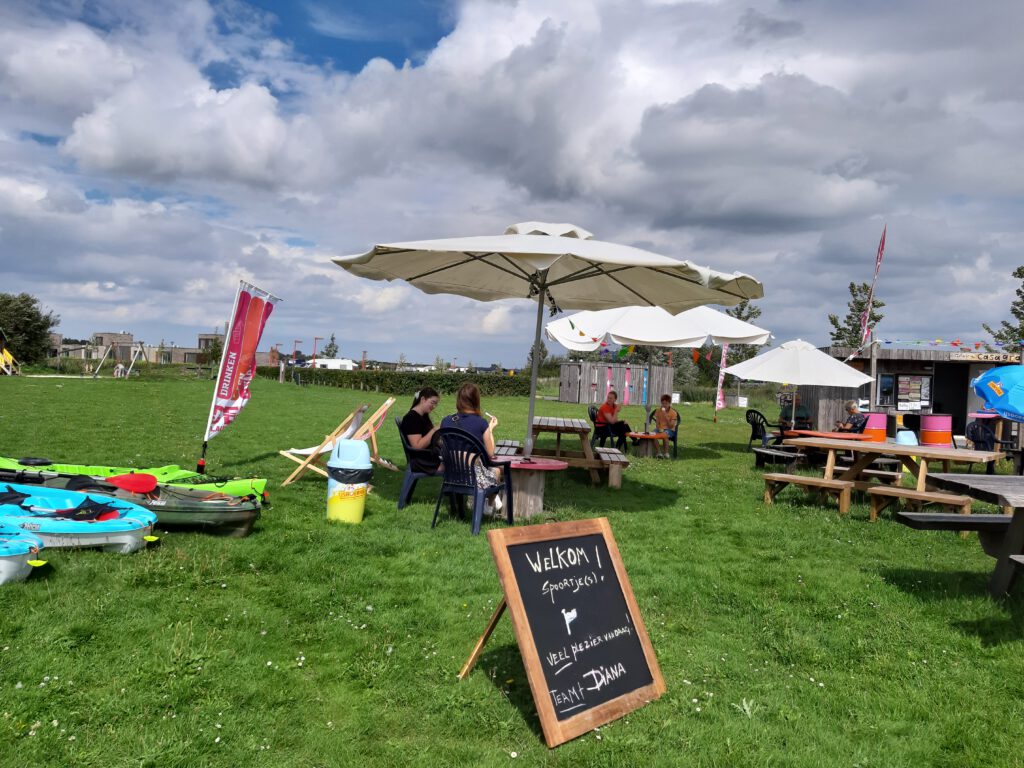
[863,412,887,442]
[920,413,952,448]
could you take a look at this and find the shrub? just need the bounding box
[255,367,532,397]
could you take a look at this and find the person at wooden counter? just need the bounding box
[834,400,867,433]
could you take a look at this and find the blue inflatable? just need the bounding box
[0,520,44,585]
[0,483,156,554]
[972,366,1024,423]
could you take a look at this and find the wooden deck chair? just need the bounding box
[279,398,398,486]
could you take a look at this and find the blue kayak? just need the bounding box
[0,483,156,554]
[0,520,44,585]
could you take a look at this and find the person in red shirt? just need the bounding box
[594,390,632,451]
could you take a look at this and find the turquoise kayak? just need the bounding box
[0,483,157,554]
[0,469,261,537]
[0,520,44,585]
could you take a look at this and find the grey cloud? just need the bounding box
[734,8,803,48]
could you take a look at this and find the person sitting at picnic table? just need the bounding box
[399,387,442,473]
[440,382,503,508]
[653,394,678,459]
[594,390,632,451]
[778,393,811,430]
[834,400,867,433]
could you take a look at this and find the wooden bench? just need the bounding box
[868,486,971,523]
[753,447,805,470]
[594,447,630,489]
[896,512,1011,556]
[494,441,522,456]
[503,443,628,488]
[763,473,854,515]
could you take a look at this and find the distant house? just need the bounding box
[310,358,358,371]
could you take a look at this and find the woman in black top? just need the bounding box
[400,387,441,473]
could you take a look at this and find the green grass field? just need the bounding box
[1,376,1023,767]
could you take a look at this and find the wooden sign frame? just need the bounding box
[465,517,666,748]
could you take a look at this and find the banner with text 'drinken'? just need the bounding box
[203,281,281,442]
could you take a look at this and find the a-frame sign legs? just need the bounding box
[457,598,507,681]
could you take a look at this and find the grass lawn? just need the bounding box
[2,376,1024,767]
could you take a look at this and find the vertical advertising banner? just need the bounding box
[715,344,730,411]
[204,281,281,442]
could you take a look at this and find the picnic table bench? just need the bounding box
[896,473,1024,596]
[867,485,972,523]
[498,418,630,488]
[752,447,806,470]
[763,472,853,515]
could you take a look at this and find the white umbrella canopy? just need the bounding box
[545,305,771,352]
[722,339,872,387]
[333,222,764,454]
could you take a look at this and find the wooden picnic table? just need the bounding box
[782,437,1003,493]
[909,473,1024,597]
[526,416,629,488]
[627,431,668,458]
[782,429,876,441]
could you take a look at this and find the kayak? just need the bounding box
[0,457,267,499]
[0,520,44,585]
[0,483,157,554]
[0,470,261,537]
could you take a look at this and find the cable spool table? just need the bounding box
[494,456,568,520]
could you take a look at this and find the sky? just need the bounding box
[2,0,1023,368]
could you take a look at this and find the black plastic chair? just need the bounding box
[432,427,513,535]
[589,405,613,448]
[965,420,1015,475]
[746,409,782,450]
[395,417,443,509]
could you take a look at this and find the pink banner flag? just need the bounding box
[860,224,886,345]
[203,281,281,442]
[715,344,729,411]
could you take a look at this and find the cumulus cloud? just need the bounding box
[481,305,515,335]
[1,0,1024,361]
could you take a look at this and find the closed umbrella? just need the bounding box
[723,339,872,428]
[333,222,764,455]
[545,305,771,352]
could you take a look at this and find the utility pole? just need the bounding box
[312,336,323,369]
[361,350,367,370]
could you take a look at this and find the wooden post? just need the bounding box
[458,598,507,680]
[869,331,878,408]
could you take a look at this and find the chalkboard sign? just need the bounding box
[472,518,665,748]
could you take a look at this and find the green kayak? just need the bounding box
[0,457,267,499]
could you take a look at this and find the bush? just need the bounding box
[255,367,532,397]
[675,384,717,403]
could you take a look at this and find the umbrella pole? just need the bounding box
[524,271,549,458]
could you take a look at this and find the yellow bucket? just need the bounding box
[328,483,368,524]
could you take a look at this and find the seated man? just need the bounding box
[653,394,678,459]
[834,400,867,433]
[778,393,812,431]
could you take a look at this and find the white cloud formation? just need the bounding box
[1,0,1024,365]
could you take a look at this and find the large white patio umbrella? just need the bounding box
[333,222,764,455]
[545,305,771,352]
[723,339,872,426]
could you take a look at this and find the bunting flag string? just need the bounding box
[875,338,1022,348]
